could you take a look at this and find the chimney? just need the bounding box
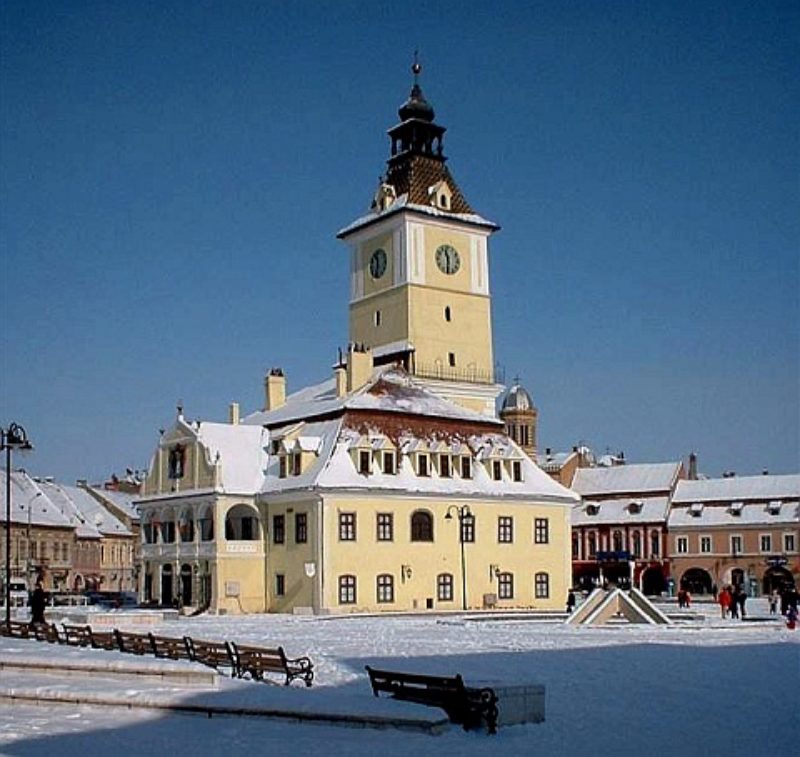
[762,469,769,476]
[229,402,240,425]
[346,344,373,392]
[264,368,286,411]
[688,452,698,480]
[334,363,347,398]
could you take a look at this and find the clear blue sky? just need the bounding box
[2,1,798,482]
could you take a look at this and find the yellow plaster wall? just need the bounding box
[423,227,475,293]
[350,287,409,350]
[142,430,217,497]
[319,495,571,613]
[360,233,394,297]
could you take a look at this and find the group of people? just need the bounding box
[770,585,799,629]
[717,585,748,619]
[677,588,692,608]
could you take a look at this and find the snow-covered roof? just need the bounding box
[572,496,671,526]
[36,481,131,538]
[536,450,576,471]
[571,462,682,497]
[87,487,141,521]
[0,470,73,529]
[195,422,269,494]
[243,367,498,429]
[672,475,800,504]
[337,193,499,238]
[668,500,799,528]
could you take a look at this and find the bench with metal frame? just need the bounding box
[148,633,193,661]
[114,629,152,655]
[365,666,498,734]
[185,637,237,675]
[61,623,93,647]
[228,642,314,687]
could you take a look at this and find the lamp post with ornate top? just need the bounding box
[2,422,34,625]
[445,504,473,611]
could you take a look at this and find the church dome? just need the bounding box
[398,84,435,122]
[502,383,535,412]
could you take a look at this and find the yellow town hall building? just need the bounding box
[137,67,578,615]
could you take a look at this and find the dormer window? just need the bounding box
[767,500,782,515]
[689,502,704,517]
[628,500,643,514]
[729,501,744,516]
[383,451,396,475]
[511,461,522,482]
[428,180,452,210]
[418,454,430,477]
[279,456,287,479]
[292,452,301,476]
[586,504,600,516]
[358,450,371,475]
[461,456,472,479]
[440,455,451,478]
[492,460,502,481]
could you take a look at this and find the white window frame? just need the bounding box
[676,536,689,554]
[700,535,712,554]
[784,532,796,553]
[730,534,743,555]
[759,533,772,553]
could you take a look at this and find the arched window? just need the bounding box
[612,530,623,552]
[168,445,186,480]
[650,531,660,557]
[198,506,214,542]
[225,504,260,541]
[143,512,158,544]
[410,510,434,542]
[178,509,195,542]
[632,531,642,558]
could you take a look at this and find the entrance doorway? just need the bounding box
[642,567,666,596]
[161,564,173,606]
[180,564,193,606]
[731,568,745,588]
[681,567,713,595]
[763,567,794,594]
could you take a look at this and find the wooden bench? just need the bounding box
[114,629,152,655]
[229,642,314,687]
[148,634,193,661]
[88,628,118,651]
[0,620,31,638]
[32,622,61,643]
[185,637,236,675]
[61,623,93,647]
[365,666,498,734]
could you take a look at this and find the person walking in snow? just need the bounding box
[566,591,576,614]
[718,586,731,619]
[737,587,747,620]
[30,582,47,627]
[729,587,739,619]
[769,590,779,615]
[786,605,798,630]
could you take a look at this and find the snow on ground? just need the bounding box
[1,598,798,756]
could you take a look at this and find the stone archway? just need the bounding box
[763,567,794,594]
[642,566,666,596]
[681,567,713,595]
[180,564,193,606]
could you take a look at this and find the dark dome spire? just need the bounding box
[398,56,435,123]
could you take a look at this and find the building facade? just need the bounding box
[669,475,800,595]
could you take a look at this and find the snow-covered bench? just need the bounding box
[62,623,92,647]
[114,629,152,655]
[228,642,314,687]
[148,633,192,661]
[365,666,498,734]
[185,637,237,675]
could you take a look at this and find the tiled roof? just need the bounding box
[385,155,473,213]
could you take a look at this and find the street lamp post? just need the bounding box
[445,504,473,611]
[2,422,33,626]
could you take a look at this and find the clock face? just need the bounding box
[369,248,387,279]
[435,244,461,275]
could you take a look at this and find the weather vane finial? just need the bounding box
[412,49,421,84]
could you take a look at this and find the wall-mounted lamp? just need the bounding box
[401,564,413,582]
[489,564,501,579]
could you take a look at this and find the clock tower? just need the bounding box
[337,63,503,416]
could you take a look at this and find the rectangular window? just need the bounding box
[292,453,301,476]
[275,574,285,597]
[338,575,356,604]
[461,514,475,543]
[376,513,393,541]
[376,574,394,603]
[339,512,356,541]
[498,572,514,599]
[295,513,308,544]
[676,536,688,554]
[418,454,429,477]
[785,533,796,552]
[437,573,454,602]
[498,516,513,543]
[461,456,472,479]
[512,461,522,482]
[272,515,285,545]
[700,536,712,553]
[440,455,451,478]
[241,517,254,540]
[448,352,456,367]
[534,518,549,544]
[731,535,742,555]
[279,456,287,478]
[535,572,550,599]
[492,460,502,481]
[383,451,396,475]
[358,450,371,475]
[760,534,772,552]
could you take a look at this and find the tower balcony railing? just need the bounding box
[413,362,503,386]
